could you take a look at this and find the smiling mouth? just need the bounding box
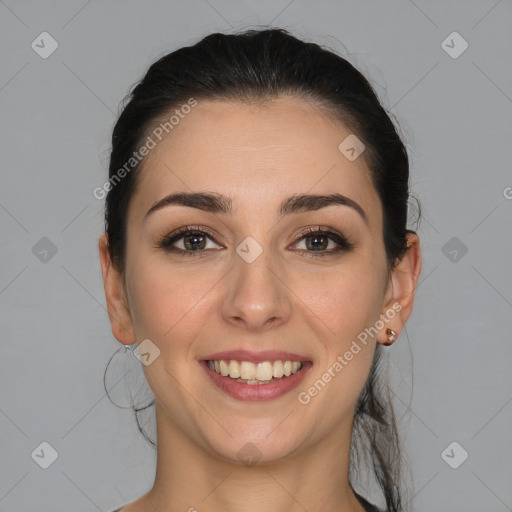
[206,359,307,385]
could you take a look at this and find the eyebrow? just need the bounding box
[144,191,368,225]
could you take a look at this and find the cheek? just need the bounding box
[125,256,217,343]
[298,259,385,339]
[297,266,381,415]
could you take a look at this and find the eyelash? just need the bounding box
[156,225,355,258]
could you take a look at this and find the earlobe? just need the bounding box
[98,233,136,345]
[377,232,422,345]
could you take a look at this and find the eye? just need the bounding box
[156,226,223,256]
[291,226,354,256]
[156,225,355,258]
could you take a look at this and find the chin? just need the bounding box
[203,424,304,467]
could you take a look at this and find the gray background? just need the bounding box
[1,1,511,511]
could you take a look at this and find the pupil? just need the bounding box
[184,234,205,250]
[307,234,327,251]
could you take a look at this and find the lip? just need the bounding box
[199,359,313,402]
[201,349,310,364]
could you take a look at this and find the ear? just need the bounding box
[98,233,136,346]
[377,232,422,345]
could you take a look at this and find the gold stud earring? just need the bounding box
[383,328,397,346]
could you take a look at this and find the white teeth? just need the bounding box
[208,359,304,382]
[219,360,229,376]
[256,361,273,381]
[272,360,284,378]
[240,361,255,380]
[228,360,241,378]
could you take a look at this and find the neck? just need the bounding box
[142,402,366,512]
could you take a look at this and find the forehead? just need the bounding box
[130,96,381,224]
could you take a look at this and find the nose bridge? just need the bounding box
[222,235,290,329]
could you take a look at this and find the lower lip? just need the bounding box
[200,360,313,402]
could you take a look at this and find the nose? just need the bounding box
[221,244,291,332]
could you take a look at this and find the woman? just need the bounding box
[100,28,421,512]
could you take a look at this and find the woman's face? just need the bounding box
[115,95,399,463]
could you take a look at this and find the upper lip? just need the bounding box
[201,349,311,364]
